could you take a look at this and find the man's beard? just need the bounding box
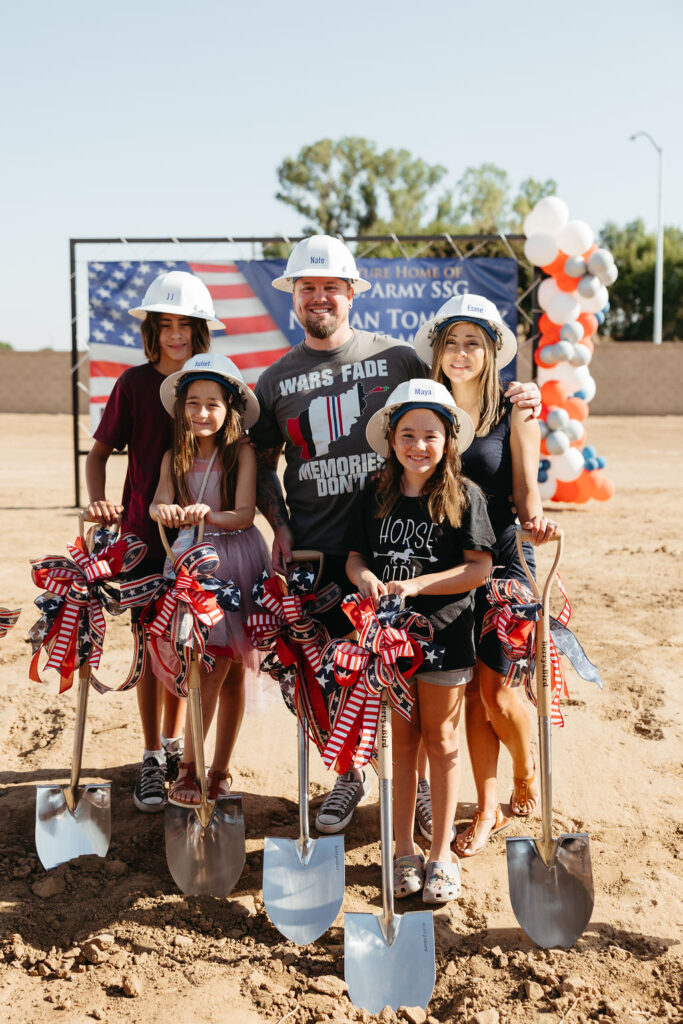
[304,312,343,339]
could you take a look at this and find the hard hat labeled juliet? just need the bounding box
[272,235,371,293]
[129,271,225,331]
[366,378,475,457]
[414,293,517,369]
[160,352,260,428]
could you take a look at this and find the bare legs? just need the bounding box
[136,662,186,750]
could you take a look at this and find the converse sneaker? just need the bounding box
[415,778,456,843]
[315,770,370,834]
[163,738,184,785]
[133,753,167,812]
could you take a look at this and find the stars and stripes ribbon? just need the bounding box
[246,567,337,753]
[29,528,146,694]
[318,593,444,773]
[0,607,21,637]
[136,542,239,698]
[481,573,601,727]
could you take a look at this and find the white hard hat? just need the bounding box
[365,378,474,458]
[271,235,371,293]
[129,271,225,331]
[413,293,517,370]
[160,353,260,429]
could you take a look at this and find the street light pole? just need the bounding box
[630,131,664,345]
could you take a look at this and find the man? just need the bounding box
[251,234,539,833]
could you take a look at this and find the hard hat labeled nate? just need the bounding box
[413,293,517,369]
[129,271,225,330]
[160,352,260,428]
[272,235,371,293]
[365,378,475,457]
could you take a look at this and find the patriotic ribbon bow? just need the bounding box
[0,607,21,637]
[482,573,601,727]
[246,567,336,752]
[137,542,239,698]
[29,528,146,693]
[318,593,444,773]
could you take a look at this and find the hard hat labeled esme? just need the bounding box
[414,293,517,369]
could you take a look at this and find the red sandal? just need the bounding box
[168,762,200,807]
[207,768,232,801]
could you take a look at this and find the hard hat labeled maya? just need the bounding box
[129,271,225,330]
[160,353,260,429]
[414,293,517,369]
[366,378,474,458]
[272,235,371,293]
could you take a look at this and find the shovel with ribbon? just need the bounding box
[248,552,345,945]
[31,513,146,870]
[503,529,600,948]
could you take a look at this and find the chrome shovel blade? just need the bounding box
[506,833,594,948]
[35,784,111,870]
[263,834,344,945]
[344,910,435,1014]
[164,795,245,897]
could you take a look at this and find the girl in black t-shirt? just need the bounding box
[346,379,494,904]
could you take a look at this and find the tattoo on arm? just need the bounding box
[255,447,290,530]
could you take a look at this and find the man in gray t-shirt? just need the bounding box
[250,234,540,834]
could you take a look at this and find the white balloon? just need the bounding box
[546,292,581,325]
[546,407,570,431]
[569,343,592,367]
[560,320,584,344]
[545,430,570,455]
[577,274,601,298]
[580,373,597,403]
[538,475,558,501]
[524,233,559,267]
[602,263,619,286]
[538,420,549,439]
[552,447,585,482]
[564,256,586,278]
[524,196,569,238]
[537,362,590,394]
[565,419,584,442]
[586,248,614,276]
[578,283,609,313]
[557,219,594,257]
[537,276,561,311]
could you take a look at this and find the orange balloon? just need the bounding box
[540,437,549,455]
[554,271,580,293]
[540,380,569,407]
[538,313,554,334]
[553,478,581,503]
[592,471,615,501]
[582,243,598,260]
[539,323,561,344]
[564,396,590,421]
[578,312,598,338]
[541,251,570,277]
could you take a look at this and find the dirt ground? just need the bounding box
[0,414,680,1024]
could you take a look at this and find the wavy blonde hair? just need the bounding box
[430,321,505,437]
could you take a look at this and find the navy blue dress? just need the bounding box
[462,399,536,675]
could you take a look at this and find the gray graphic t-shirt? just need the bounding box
[252,330,426,554]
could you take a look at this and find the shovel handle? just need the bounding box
[79,511,119,547]
[289,550,325,593]
[157,519,205,559]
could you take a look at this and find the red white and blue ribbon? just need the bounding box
[246,566,338,752]
[122,542,239,698]
[0,607,21,637]
[481,572,601,727]
[29,527,146,693]
[318,593,444,773]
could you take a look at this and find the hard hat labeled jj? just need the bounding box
[160,353,260,429]
[414,293,517,369]
[129,271,225,331]
[366,378,474,458]
[272,235,371,293]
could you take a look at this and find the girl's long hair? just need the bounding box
[141,312,210,363]
[170,382,245,511]
[430,321,505,437]
[375,414,469,527]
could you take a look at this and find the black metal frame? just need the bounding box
[69,234,539,507]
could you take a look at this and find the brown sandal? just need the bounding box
[510,761,538,816]
[168,761,199,807]
[207,768,232,801]
[455,805,511,857]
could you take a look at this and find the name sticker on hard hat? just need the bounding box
[310,256,326,265]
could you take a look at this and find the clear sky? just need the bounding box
[2,0,681,351]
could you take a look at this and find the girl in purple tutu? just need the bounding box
[150,353,270,805]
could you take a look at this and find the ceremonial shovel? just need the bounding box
[262,551,345,944]
[160,523,245,897]
[35,515,111,871]
[506,529,594,948]
[345,690,435,1014]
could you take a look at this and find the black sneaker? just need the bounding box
[315,770,370,834]
[133,754,167,812]
[164,740,183,785]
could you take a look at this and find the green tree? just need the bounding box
[0,341,12,350]
[599,220,683,340]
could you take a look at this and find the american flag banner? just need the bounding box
[87,260,290,431]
